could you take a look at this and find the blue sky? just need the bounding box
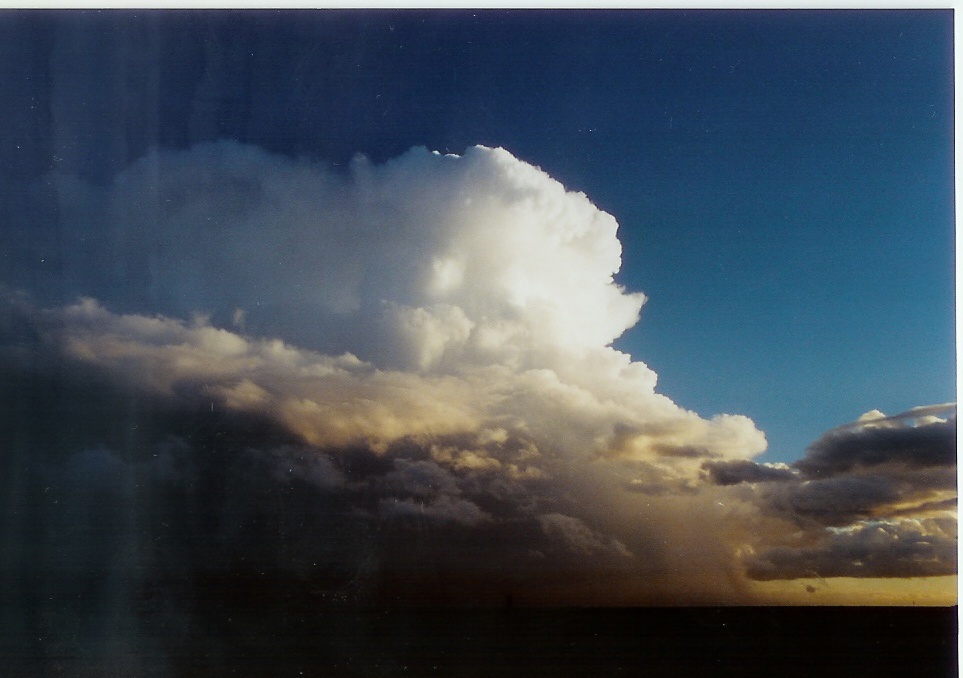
[367,9,955,463]
[553,11,955,463]
[330,9,955,463]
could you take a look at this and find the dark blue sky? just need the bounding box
[0,9,954,462]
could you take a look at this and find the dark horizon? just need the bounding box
[2,601,956,677]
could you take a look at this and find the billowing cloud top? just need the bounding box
[45,142,766,465]
[60,143,646,375]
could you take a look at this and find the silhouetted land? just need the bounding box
[2,593,956,677]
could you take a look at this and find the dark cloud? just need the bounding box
[537,513,634,560]
[701,459,797,486]
[702,411,958,582]
[0,290,757,618]
[379,458,462,498]
[794,412,956,479]
[759,471,955,527]
[771,414,957,526]
[379,495,492,527]
[745,518,957,581]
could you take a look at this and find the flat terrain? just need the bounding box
[2,602,956,677]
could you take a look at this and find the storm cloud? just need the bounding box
[4,142,955,614]
[2,144,775,623]
[703,405,957,581]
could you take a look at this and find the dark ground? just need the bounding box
[1,599,956,678]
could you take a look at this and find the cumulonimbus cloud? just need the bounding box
[1,142,774,610]
[0,142,954,610]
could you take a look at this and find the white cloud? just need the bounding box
[77,142,647,379]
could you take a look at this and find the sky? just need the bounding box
[0,8,956,667]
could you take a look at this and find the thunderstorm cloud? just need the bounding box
[1,142,955,614]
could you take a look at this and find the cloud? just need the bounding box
[701,459,797,486]
[1,142,776,618]
[380,458,463,498]
[27,294,763,469]
[538,513,634,559]
[0,141,954,624]
[702,408,957,582]
[794,405,956,478]
[2,291,763,598]
[379,495,492,527]
[48,142,648,376]
[745,518,958,580]
[10,140,769,469]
